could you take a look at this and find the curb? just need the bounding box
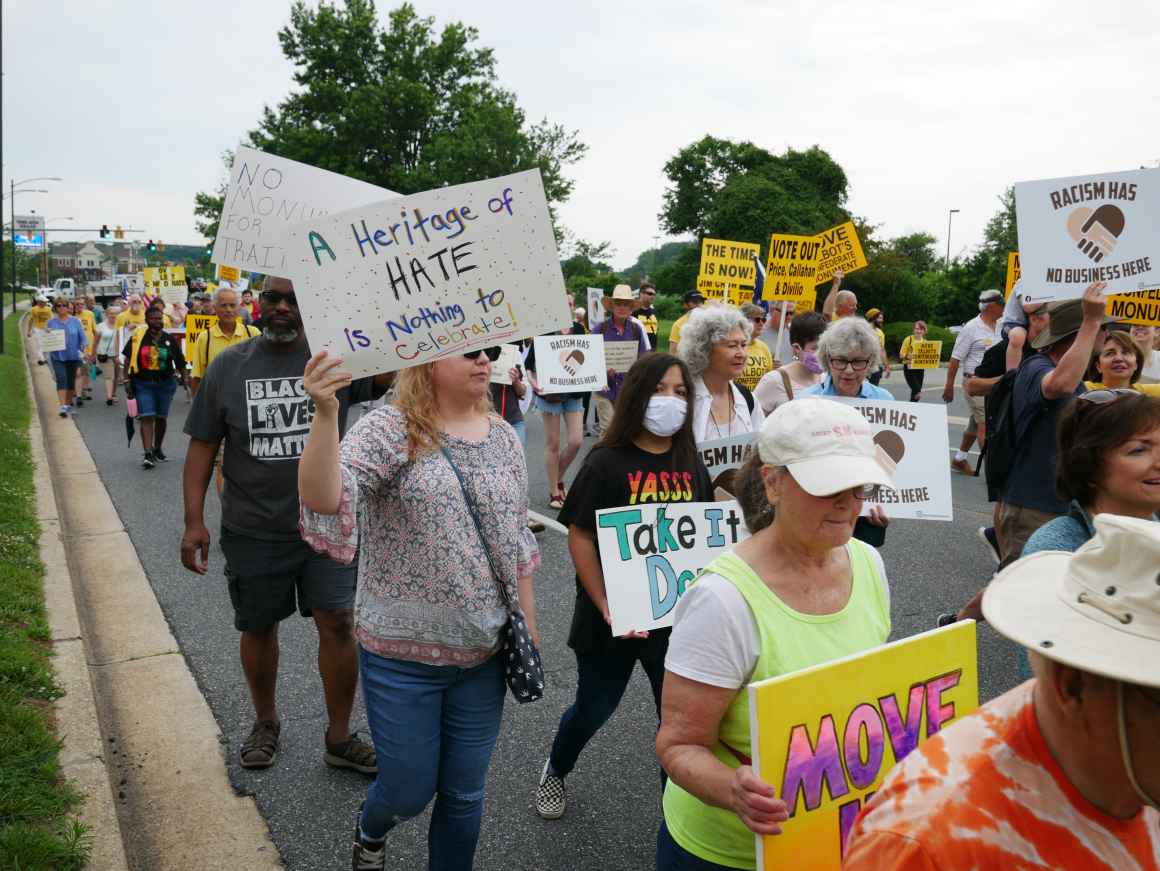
[23,319,131,871]
[23,321,283,869]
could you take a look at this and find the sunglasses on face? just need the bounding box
[259,290,298,307]
[831,357,871,372]
[463,346,502,362]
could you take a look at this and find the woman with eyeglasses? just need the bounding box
[655,399,895,869]
[534,353,713,822]
[297,341,538,871]
[1084,331,1160,397]
[45,297,89,417]
[736,304,773,392]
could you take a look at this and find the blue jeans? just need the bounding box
[656,820,737,870]
[549,648,665,777]
[510,419,527,449]
[358,648,505,871]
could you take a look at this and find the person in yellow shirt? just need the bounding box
[189,286,260,494]
[1084,330,1160,397]
[865,307,891,386]
[71,298,97,404]
[667,290,704,354]
[26,296,53,364]
[737,303,773,391]
[632,281,660,350]
[114,294,149,332]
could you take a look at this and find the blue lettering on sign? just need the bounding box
[646,555,697,620]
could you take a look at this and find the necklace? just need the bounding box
[709,390,735,437]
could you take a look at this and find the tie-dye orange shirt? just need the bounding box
[844,681,1160,871]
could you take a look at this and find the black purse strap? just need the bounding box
[440,445,514,611]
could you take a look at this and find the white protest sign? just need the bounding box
[212,145,398,276]
[39,329,66,352]
[532,334,607,393]
[598,501,751,636]
[1015,168,1160,302]
[277,170,572,378]
[587,287,605,327]
[829,397,953,521]
[489,343,523,385]
[698,433,758,491]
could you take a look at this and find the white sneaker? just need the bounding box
[535,760,566,820]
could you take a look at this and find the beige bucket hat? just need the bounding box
[983,514,1160,688]
[602,284,636,312]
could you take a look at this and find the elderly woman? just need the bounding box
[655,399,894,869]
[753,311,828,413]
[803,316,894,401]
[1084,330,1160,396]
[679,306,764,442]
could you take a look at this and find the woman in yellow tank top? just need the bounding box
[656,398,897,870]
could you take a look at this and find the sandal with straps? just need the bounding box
[240,719,281,769]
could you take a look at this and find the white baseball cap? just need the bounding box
[757,397,897,497]
[983,513,1160,688]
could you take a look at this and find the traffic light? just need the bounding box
[204,244,212,257]
[99,224,110,239]
[146,239,157,252]
[114,226,124,240]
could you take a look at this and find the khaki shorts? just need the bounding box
[997,502,1060,567]
[965,391,987,435]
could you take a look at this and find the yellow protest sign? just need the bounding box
[144,265,187,305]
[813,221,868,285]
[909,340,942,369]
[792,292,816,314]
[763,234,821,302]
[1005,251,1021,299]
[1105,288,1160,326]
[750,621,978,869]
[699,238,760,288]
[185,314,218,348]
[218,264,241,282]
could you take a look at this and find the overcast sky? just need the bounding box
[5,1,1159,272]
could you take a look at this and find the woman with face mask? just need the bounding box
[534,353,714,821]
[753,312,828,414]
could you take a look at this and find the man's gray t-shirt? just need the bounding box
[184,337,374,541]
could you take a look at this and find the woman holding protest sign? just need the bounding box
[679,307,764,442]
[1083,330,1160,396]
[753,311,828,413]
[534,353,713,821]
[297,345,539,871]
[45,297,89,417]
[899,320,930,402]
[654,399,895,869]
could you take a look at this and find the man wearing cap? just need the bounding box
[996,283,1112,564]
[593,284,651,434]
[845,513,1160,869]
[667,290,704,356]
[26,295,53,364]
[945,289,1004,474]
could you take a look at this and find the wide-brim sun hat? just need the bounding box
[757,397,897,497]
[1031,298,1117,349]
[983,513,1160,688]
[602,283,636,311]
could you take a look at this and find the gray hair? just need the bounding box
[739,302,766,320]
[836,290,858,310]
[817,316,881,371]
[213,285,239,304]
[678,306,752,377]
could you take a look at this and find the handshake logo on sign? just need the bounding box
[1067,204,1125,263]
[559,350,585,376]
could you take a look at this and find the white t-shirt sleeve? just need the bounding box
[665,574,760,689]
[950,319,974,362]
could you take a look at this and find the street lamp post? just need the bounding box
[7,177,62,316]
[945,209,960,270]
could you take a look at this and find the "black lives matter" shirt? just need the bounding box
[558,443,712,656]
[184,337,375,541]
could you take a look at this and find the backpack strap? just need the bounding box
[778,367,794,402]
[735,382,756,415]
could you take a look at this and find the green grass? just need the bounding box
[658,319,674,352]
[0,310,90,870]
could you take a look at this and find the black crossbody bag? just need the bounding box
[441,447,544,703]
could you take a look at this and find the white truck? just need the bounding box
[48,278,76,300]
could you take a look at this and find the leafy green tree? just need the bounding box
[195,0,585,240]
[982,186,1018,257]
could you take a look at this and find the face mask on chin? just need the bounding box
[643,395,687,438]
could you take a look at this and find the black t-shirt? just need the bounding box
[558,443,713,656]
[634,306,659,349]
[974,338,1036,380]
[526,323,588,401]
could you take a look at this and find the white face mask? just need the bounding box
[643,395,687,437]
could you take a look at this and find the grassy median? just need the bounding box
[0,310,89,869]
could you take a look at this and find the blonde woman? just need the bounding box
[298,346,539,871]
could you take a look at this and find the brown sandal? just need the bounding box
[240,719,281,769]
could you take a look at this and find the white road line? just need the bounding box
[947,415,969,425]
[528,509,568,535]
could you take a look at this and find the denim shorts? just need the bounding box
[131,377,178,418]
[536,395,584,414]
[50,359,79,390]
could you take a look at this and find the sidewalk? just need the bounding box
[23,323,281,869]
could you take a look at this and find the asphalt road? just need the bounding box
[67,364,1020,870]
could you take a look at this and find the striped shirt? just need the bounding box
[844,681,1160,870]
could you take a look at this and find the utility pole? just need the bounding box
[945,209,960,270]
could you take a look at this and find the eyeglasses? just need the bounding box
[831,357,871,372]
[260,290,298,307]
[463,346,502,362]
[1079,388,1138,405]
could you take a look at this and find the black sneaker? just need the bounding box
[142,451,156,470]
[977,526,1000,566]
[75,396,84,407]
[106,399,114,406]
[153,448,168,462]
[936,613,958,628]
[351,804,386,870]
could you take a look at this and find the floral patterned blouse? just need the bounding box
[300,405,539,667]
